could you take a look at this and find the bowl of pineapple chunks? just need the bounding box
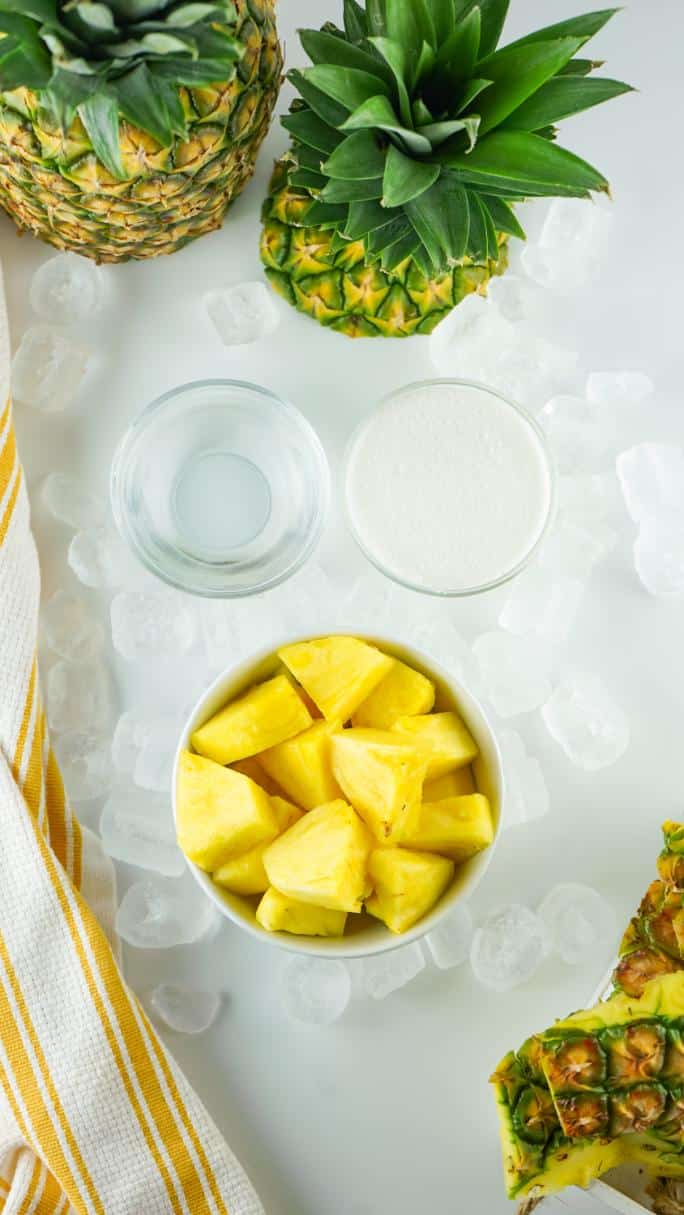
[173,633,503,957]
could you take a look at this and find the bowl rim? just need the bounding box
[343,376,557,599]
[172,628,505,959]
[110,377,331,600]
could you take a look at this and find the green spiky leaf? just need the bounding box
[367,36,412,125]
[443,129,609,196]
[115,62,188,146]
[299,29,393,88]
[507,8,620,50]
[480,193,525,238]
[469,0,510,58]
[78,90,126,179]
[322,129,386,179]
[343,0,367,42]
[282,108,342,155]
[302,63,392,110]
[344,198,393,238]
[341,94,432,155]
[382,143,440,207]
[405,176,470,261]
[503,74,633,130]
[321,175,384,203]
[476,37,583,133]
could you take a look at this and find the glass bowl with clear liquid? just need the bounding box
[111,380,330,597]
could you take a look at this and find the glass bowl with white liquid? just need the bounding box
[344,378,555,598]
[111,380,330,597]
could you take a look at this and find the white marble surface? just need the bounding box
[1,2,681,1212]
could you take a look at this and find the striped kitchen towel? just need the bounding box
[0,272,265,1214]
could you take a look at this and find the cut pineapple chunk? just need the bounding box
[352,659,435,729]
[191,674,312,766]
[263,800,373,912]
[256,888,347,937]
[258,718,343,810]
[403,793,494,862]
[366,847,454,934]
[231,756,284,797]
[176,751,278,871]
[213,796,303,895]
[331,728,428,843]
[392,712,478,779]
[278,635,394,721]
[423,767,476,801]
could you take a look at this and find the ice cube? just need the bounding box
[47,660,112,734]
[42,590,105,663]
[12,324,90,411]
[100,789,184,877]
[539,518,616,581]
[147,984,220,1035]
[115,875,219,949]
[406,618,482,693]
[470,905,550,992]
[486,273,538,324]
[340,571,397,634]
[281,957,351,1026]
[499,567,585,644]
[111,710,147,776]
[40,473,107,530]
[134,734,177,794]
[537,883,617,965]
[425,904,473,970]
[541,394,615,471]
[542,672,630,771]
[53,731,112,801]
[634,512,684,597]
[472,631,552,719]
[586,370,654,407]
[351,943,426,1000]
[199,600,237,670]
[205,281,280,347]
[30,252,104,324]
[521,199,612,292]
[68,528,140,591]
[498,730,550,829]
[111,591,196,662]
[617,444,684,524]
[557,472,622,527]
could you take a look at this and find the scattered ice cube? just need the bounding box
[205,281,280,347]
[230,593,289,657]
[537,883,617,965]
[498,730,550,829]
[100,789,184,877]
[473,631,552,719]
[30,252,104,324]
[40,473,107,530]
[617,443,684,524]
[12,324,90,411]
[634,512,684,597]
[405,618,482,693]
[521,199,612,292]
[541,394,615,471]
[586,370,654,407]
[470,905,550,992]
[281,957,351,1026]
[199,600,237,670]
[499,567,585,644]
[147,984,220,1035]
[539,518,616,581]
[486,273,538,324]
[352,943,426,1000]
[53,731,112,801]
[542,672,630,771]
[115,875,219,949]
[557,472,622,527]
[111,591,196,662]
[425,904,474,970]
[340,571,397,634]
[112,710,146,777]
[134,732,177,794]
[42,589,104,662]
[68,528,139,590]
[47,660,112,733]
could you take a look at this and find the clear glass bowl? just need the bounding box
[343,378,556,598]
[111,380,330,598]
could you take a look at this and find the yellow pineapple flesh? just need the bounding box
[423,767,476,800]
[258,718,343,810]
[402,793,494,862]
[278,636,394,721]
[176,751,278,871]
[256,888,347,937]
[351,659,435,728]
[330,728,428,843]
[366,847,454,934]
[231,756,285,797]
[263,800,373,913]
[392,712,478,779]
[191,674,312,766]
[213,796,303,896]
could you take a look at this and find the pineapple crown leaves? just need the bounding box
[0,0,244,176]
[283,0,633,277]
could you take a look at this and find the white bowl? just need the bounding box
[173,630,504,959]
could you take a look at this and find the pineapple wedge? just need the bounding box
[330,728,428,843]
[352,659,435,728]
[278,636,394,721]
[366,847,454,934]
[258,718,343,810]
[213,796,303,896]
[392,712,478,779]
[423,767,475,800]
[176,751,278,871]
[191,674,312,766]
[231,756,284,797]
[403,793,494,862]
[256,888,347,937]
[263,800,373,913]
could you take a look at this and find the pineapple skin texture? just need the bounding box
[191,674,312,767]
[352,660,435,729]
[331,728,428,844]
[260,161,508,339]
[213,796,302,895]
[256,888,347,937]
[176,750,278,871]
[278,636,393,722]
[263,800,374,913]
[0,0,282,263]
[258,718,344,811]
[367,847,454,934]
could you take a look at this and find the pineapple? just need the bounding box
[176,750,277,871]
[231,756,284,798]
[213,795,302,895]
[330,728,428,843]
[0,0,282,262]
[263,800,373,913]
[258,718,344,810]
[260,1,631,338]
[402,793,493,862]
[392,712,478,780]
[278,636,394,721]
[191,674,312,766]
[256,888,347,937]
[366,847,454,934]
[423,768,476,801]
[351,659,435,729]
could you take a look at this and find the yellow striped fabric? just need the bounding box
[0,287,264,1214]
